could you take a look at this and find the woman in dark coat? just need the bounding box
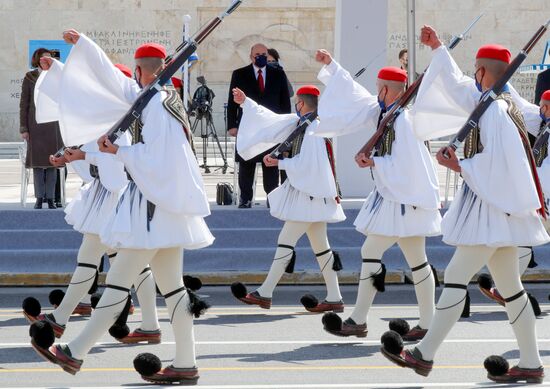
[19,48,64,209]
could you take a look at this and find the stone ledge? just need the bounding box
[2,269,550,286]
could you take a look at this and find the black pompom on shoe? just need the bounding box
[48,289,65,307]
[109,324,130,340]
[230,282,247,299]
[300,294,319,309]
[30,320,55,349]
[22,297,41,320]
[389,318,410,336]
[484,355,509,377]
[380,330,404,355]
[477,273,493,290]
[134,353,162,376]
[322,312,342,331]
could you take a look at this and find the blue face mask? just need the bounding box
[254,54,268,68]
[541,109,548,122]
[474,68,483,93]
[295,102,302,118]
[377,89,387,110]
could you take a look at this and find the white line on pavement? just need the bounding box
[1,338,550,347]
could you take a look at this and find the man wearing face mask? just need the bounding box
[227,43,292,208]
[380,26,548,384]
[310,49,441,342]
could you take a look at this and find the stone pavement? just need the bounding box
[0,285,549,388]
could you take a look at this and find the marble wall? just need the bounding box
[0,0,547,141]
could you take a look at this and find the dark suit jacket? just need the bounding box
[535,68,550,105]
[227,63,291,131]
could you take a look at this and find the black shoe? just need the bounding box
[34,198,43,209]
[238,201,252,209]
[55,201,63,208]
[47,199,57,209]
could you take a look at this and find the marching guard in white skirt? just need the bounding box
[29,30,214,385]
[380,26,548,384]
[230,85,346,313]
[23,60,161,344]
[311,49,441,341]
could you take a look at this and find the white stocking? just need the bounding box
[53,234,108,326]
[151,248,196,368]
[398,237,435,329]
[307,222,342,302]
[67,249,156,359]
[416,245,495,361]
[488,247,542,369]
[349,234,396,325]
[256,221,310,298]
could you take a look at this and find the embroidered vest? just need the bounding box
[285,124,342,201]
[534,121,548,167]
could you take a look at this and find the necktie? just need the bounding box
[257,69,265,93]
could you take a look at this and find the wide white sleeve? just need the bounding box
[371,113,440,209]
[460,101,541,216]
[509,84,542,137]
[278,133,337,198]
[411,46,480,140]
[35,59,64,124]
[116,94,210,216]
[313,60,380,137]
[236,97,298,160]
[57,34,140,146]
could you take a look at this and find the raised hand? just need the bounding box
[420,25,442,50]
[232,88,246,105]
[63,29,80,45]
[315,49,333,65]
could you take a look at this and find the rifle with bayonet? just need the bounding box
[355,13,483,159]
[54,0,242,158]
[445,19,550,156]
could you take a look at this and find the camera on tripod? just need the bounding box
[189,76,215,120]
[188,76,228,174]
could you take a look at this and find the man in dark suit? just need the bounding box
[227,43,291,208]
[535,68,550,105]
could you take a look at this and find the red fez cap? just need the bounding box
[542,90,550,102]
[377,67,408,83]
[476,44,511,64]
[171,77,183,88]
[134,43,167,59]
[296,85,320,96]
[114,63,132,78]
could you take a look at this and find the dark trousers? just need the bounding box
[33,168,57,200]
[237,150,279,204]
[55,167,67,203]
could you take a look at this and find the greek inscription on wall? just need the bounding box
[84,30,173,55]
